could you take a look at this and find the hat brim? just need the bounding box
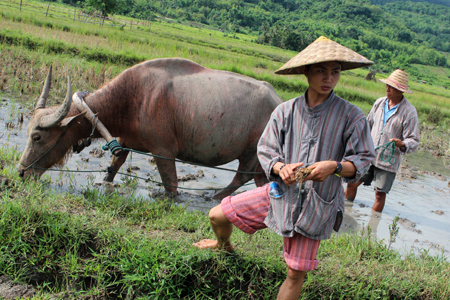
[275,60,374,75]
[380,78,413,94]
[274,36,374,75]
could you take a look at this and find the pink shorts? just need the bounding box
[221,185,320,271]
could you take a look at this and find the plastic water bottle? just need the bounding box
[269,182,284,198]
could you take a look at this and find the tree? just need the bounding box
[398,30,413,42]
[85,0,122,16]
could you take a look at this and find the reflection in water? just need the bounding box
[1,98,450,260]
[365,210,382,238]
[343,201,381,238]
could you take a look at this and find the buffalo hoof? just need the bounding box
[103,174,115,182]
[151,189,179,200]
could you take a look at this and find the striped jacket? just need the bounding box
[368,96,419,173]
[257,91,375,240]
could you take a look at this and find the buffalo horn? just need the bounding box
[39,76,73,129]
[35,65,52,110]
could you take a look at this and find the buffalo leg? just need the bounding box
[154,156,178,197]
[254,163,268,187]
[212,154,261,200]
[104,150,130,182]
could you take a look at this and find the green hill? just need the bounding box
[96,0,450,72]
[372,0,450,7]
[25,0,450,84]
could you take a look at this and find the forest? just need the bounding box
[34,0,450,76]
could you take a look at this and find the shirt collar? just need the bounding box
[385,96,405,108]
[303,89,336,112]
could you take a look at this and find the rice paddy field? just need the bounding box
[1,0,450,119]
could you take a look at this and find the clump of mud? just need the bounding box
[0,276,36,300]
[397,164,448,182]
[295,167,312,183]
[126,165,140,172]
[89,148,105,158]
[398,218,422,234]
[178,170,205,182]
[396,164,418,181]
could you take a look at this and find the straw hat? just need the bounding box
[379,69,412,94]
[275,36,374,75]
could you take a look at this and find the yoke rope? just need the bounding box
[28,166,265,191]
[101,140,262,175]
[102,139,123,154]
[113,170,267,191]
[123,148,263,175]
[375,141,397,165]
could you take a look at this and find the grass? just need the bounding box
[0,145,449,299]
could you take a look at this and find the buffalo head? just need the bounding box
[18,66,86,179]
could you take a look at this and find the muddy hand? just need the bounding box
[279,163,304,185]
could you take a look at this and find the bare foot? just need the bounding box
[193,239,218,249]
[193,239,234,252]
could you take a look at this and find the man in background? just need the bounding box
[345,69,420,212]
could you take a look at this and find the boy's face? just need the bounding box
[302,61,341,96]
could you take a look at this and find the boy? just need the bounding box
[194,36,376,299]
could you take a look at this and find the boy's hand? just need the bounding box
[273,162,304,186]
[304,161,337,182]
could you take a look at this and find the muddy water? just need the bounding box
[1,96,449,260]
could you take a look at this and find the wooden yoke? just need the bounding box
[72,91,123,156]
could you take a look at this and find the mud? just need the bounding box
[89,147,105,158]
[0,276,36,300]
[344,156,450,259]
[398,217,422,234]
[295,167,313,182]
[178,170,205,182]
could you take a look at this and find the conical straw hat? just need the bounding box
[379,69,412,94]
[275,36,374,75]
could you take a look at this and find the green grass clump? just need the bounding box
[0,177,286,299]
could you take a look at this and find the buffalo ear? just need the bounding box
[60,111,87,130]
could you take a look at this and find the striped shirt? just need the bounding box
[368,96,419,173]
[257,90,375,240]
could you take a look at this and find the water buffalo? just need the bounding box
[17,58,283,199]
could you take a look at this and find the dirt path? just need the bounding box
[0,276,37,299]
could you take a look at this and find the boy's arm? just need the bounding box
[340,111,376,183]
[304,160,356,182]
